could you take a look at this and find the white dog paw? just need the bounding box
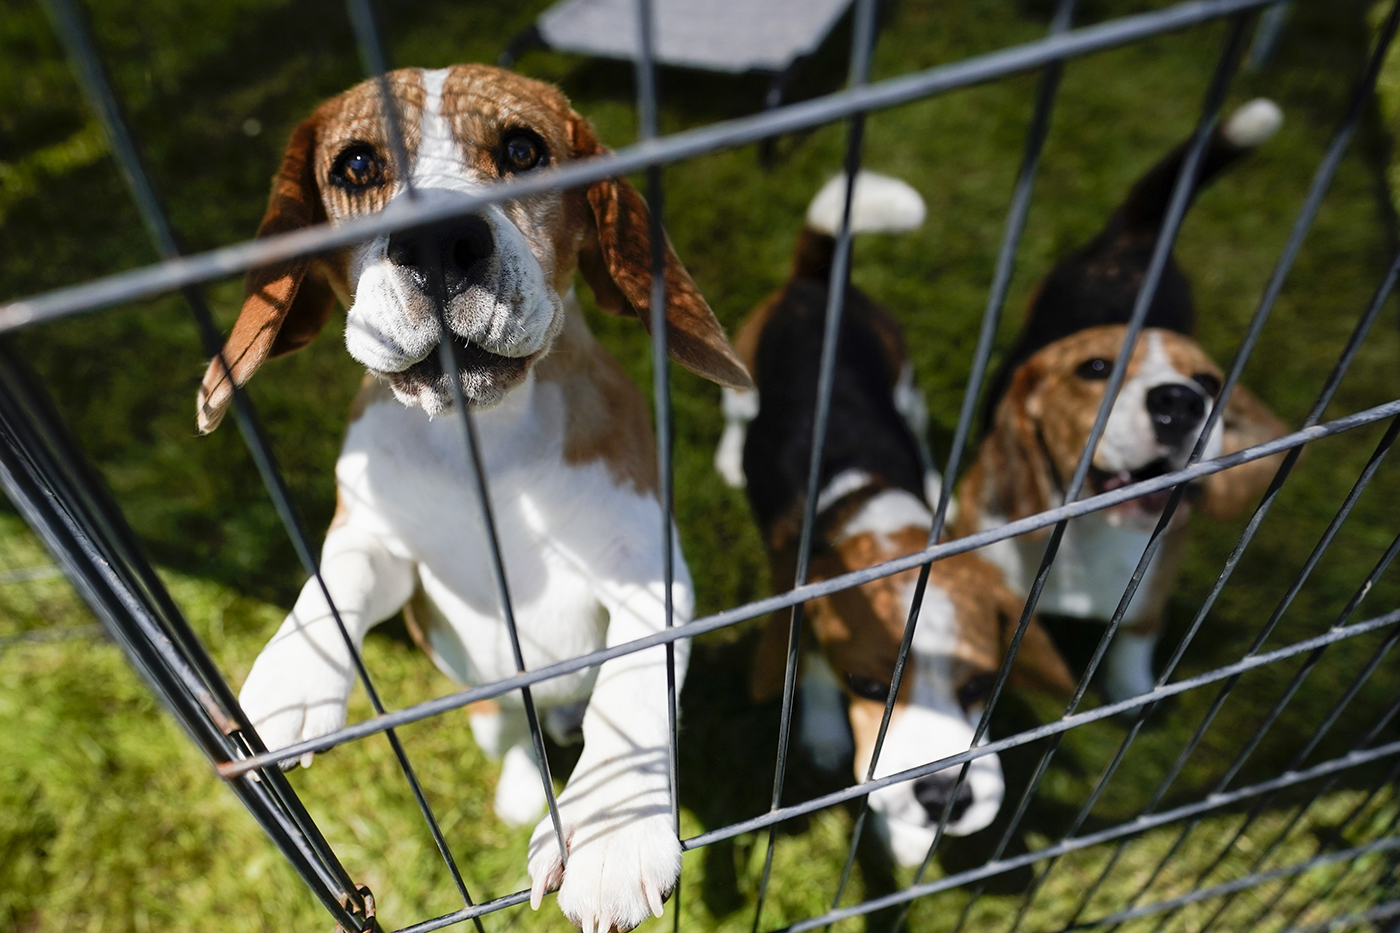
[238,642,353,769]
[527,804,679,932]
[495,745,548,827]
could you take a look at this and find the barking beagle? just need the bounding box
[199,65,750,933]
[719,173,1072,865]
[956,100,1289,702]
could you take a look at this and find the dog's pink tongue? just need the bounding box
[1099,472,1133,493]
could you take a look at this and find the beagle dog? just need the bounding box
[198,65,750,933]
[718,173,1073,865]
[956,99,1289,702]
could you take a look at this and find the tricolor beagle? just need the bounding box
[198,65,750,933]
[956,100,1289,702]
[717,173,1073,865]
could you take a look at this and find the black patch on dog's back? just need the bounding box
[743,276,925,545]
[981,127,1261,427]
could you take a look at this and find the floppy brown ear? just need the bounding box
[997,585,1075,697]
[569,118,752,390]
[1198,384,1290,521]
[197,117,343,434]
[989,359,1056,523]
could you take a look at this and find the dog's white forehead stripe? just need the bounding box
[906,575,958,657]
[414,67,476,191]
[1136,332,1188,384]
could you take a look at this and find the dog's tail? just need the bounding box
[793,171,926,281]
[1115,97,1282,237]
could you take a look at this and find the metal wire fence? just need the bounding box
[0,0,1397,931]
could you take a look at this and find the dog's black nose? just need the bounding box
[1146,383,1207,447]
[386,216,494,299]
[914,772,974,823]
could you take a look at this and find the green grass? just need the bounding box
[1,0,1399,930]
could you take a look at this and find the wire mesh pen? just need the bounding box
[0,0,1397,931]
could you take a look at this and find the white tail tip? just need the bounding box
[805,171,927,236]
[1222,98,1283,148]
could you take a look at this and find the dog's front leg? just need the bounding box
[239,523,415,767]
[528,568,693,933]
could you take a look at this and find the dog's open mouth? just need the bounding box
[388,332,534,409]
[1088,458,1177,513]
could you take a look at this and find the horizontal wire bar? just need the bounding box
[380,727,1400,933]
[0,0,1276,332]
[1069,834,1400,930]
[390,891,533,933]
[217,396,1400,776]
[682,607,1400,850]
[1289,900,1400,933]
[770,737,1400,933]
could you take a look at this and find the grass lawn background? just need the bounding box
[1,0,1398,930]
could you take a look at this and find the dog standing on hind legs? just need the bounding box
[957,99,1290,702]
[199,65,752,932]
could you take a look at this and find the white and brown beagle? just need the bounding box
[198,65,750,933]
[719,173,1073,865]
[956,100,1289,702]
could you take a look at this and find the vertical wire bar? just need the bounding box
[631,0,685,926]
[426,271,569,869]
[1057,9,1400,908]
[426,214,572,886]
[890,20,1255,930]
[1091,415,1400,931]
[0,352,371,931]
[38,0,388,921]
[348,0,571,885]
[343,2,487,921]
[751,2,879,930]
[824,0,1079,912]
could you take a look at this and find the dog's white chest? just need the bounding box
[980,512,1165,623]
[335,375,649,698]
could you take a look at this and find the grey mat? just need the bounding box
[537,0,853,74]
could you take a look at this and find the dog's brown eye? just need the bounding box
[847,674,891,702]
[1076,358,1112,381]
[331,145,384,191]
[1193,373,1222,397]
[500,131,545,173]
[957,673,996,711]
